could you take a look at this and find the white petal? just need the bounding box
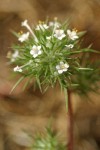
[32,45,37,49]
[63,68,68,72]
[30,50,34,55]
[60,34,66,39]
[67,30,71,35]
[33,54,38,58]
[58,70,63,74]
[49,22,54,26]
[21,20,28,26]
[43,24,49,29]
[19,69,22,72]
[65,44,74,48]
[38,50,42,54]
[60,62,64,65]
[18,32,29,42]
[58,36,64,40]
[46,36,51,40]
[12,50,19,58]
[56,65,60,70]
[37,46,41,50]
[55,30,59,34]
[14,66,22,72]
[72,31,77,36]
[60,30,64,34]
[74,35,78,39]
[58,37,62,40]
[64,63,69,68]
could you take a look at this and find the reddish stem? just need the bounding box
[67,90,73,150]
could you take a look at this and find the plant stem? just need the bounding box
[68,89,73,150]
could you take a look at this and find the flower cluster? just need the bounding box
[8,19,97,91]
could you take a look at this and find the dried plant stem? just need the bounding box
[67,89,73,150]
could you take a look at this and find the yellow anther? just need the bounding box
[73,28,78,32]
[39,20,42,24]
[61,64,65,69]
[18,30,23,35]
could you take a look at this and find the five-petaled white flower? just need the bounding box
[30,45,42,58]
[11,50,19,62]
[36,24,49,31]
[54,29,66,40]
[65,44,74,49]
[56,61,69,74]
[67,29,78,40]
[14,66,22,72]
[18,32,29,42]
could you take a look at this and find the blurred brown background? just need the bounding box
[0,0,100,57]
[0,0,100,150]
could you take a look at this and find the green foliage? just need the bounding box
[31,127,66,150]
[72,53,100,95]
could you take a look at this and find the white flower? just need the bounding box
[30,45,42,58]
[21,20,28,27]
[56,61,69,74]
[14,66,22,72]
[65,44,74,49]
[54,29,66,40]
[42,24,49,29]
[49,21,60,28]
[21,20,38,42]
[36,24,49,31]
[46,36,51,40]
[18,32,29,42]
[67,29,78,40]
[49,22,54,27]
[11,50,19,62]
